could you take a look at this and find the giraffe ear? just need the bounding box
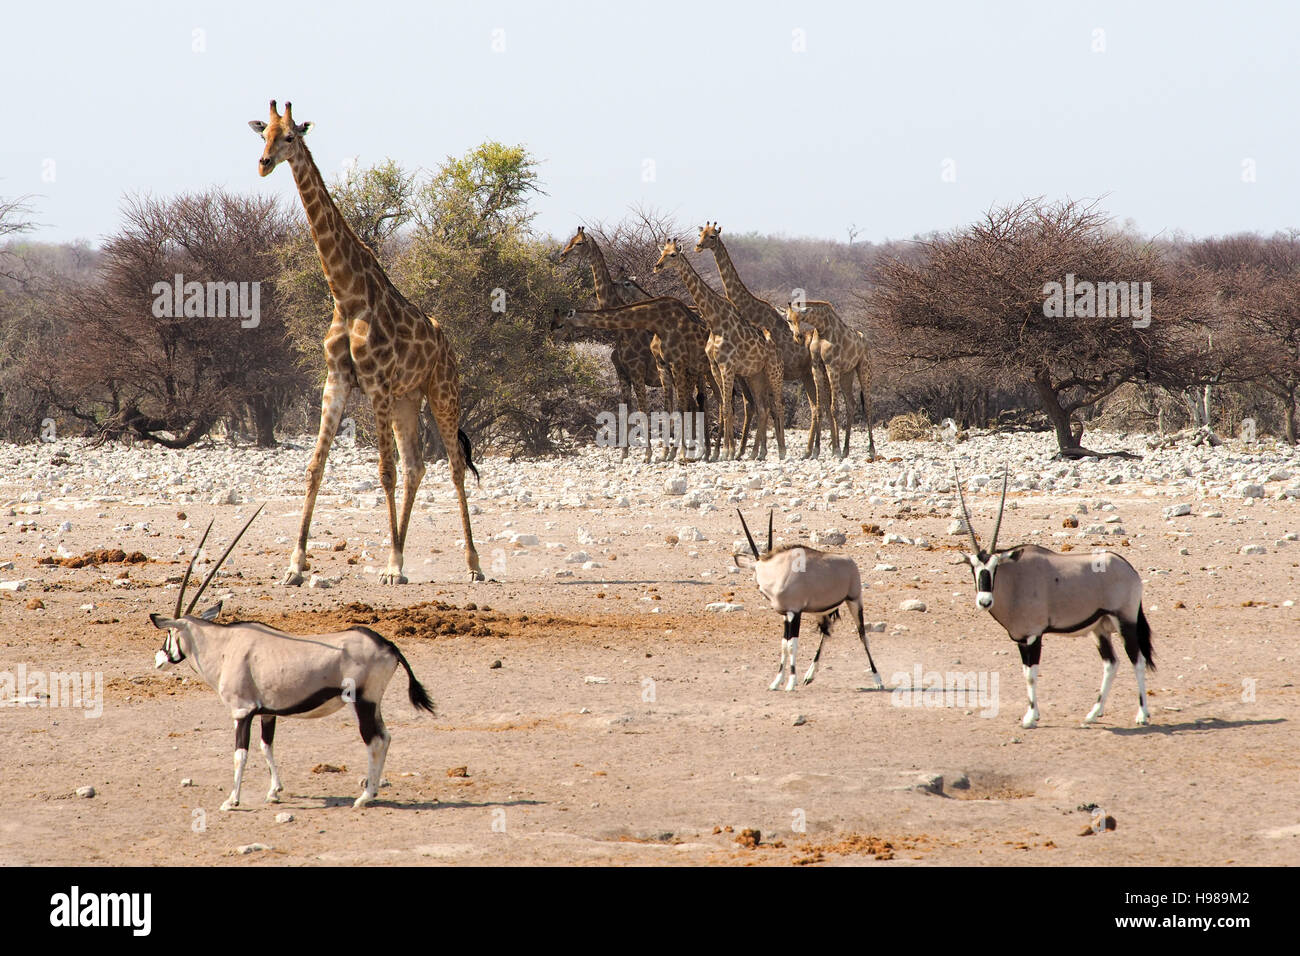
[249,121,268,136]
[294,121,312,136]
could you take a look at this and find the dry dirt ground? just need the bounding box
[1,438,1297,866]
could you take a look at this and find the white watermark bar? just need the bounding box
[151,273,261,328]
[595,403,707,459]
[889,663,999,718]
[0,665,104,718]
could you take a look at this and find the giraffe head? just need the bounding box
[248,100,312,177]
[695,222,723,253]
[784,302,808,340]
[558,225,591,263]
[652,238,683,275]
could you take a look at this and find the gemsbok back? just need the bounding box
[734,509,883,691]
[954,468,1155,729]
[150,507,435,809]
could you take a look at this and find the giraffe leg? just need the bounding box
[717,367,736,460]
[857,362,877,460]
[839,374,854,458]
[427,383,484,582]
[807,357,829,459]
[284,357,353,587]
[658,361,679,462]
[632,375,653,464]
[372,407,407,585]
[825,364,845,459]
[770,361,787,460]
[737,380,755,459]
[611,356,634,461]
[380,394,425,585]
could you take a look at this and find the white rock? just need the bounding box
[0,580,28,592]
[706,602,744,612]
[76,786,95,798]
[899,599,927,612]
[811,528,846,546]
[235,843,271,855]
[1239,483,1265,499]
[1241,544,1267,555]
[275,812,294,824]
[509,533,540,546]
[664,477,687,496]
[1164,504,1192,518]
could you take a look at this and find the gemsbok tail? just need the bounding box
[387,641,436,714]
[1136,605,1155,670]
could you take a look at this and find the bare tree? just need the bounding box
[873,198,1217,456]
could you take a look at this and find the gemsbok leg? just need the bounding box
[1017,636,1043,729]
[260,715,284,803]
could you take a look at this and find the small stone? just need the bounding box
[76,786,95,798]
[235,843,271,855]
[180,778,193,787]
[706,602,744,612]
[490,659,502,669]
[912,773,944,795]
[792,714,807,726]
[899,599,927,612]
[275,812,294,824]
[1241,544,1266,555]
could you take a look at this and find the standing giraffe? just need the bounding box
[250,101,483,584]
[558,226,660,462]
[695,223,819,456]
[786,301,877,460]
[653,240,785,460]
[557,298,721,460]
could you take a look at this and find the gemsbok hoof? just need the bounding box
[1021,710,1039,729]
[220,797,239,812]
[1134,709,1151,726]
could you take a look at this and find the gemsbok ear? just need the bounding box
[149,613,174,629]
[199,603,223,622]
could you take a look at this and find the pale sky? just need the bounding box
[3,0,1297,247]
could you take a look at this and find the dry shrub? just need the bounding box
[887,411,933,441]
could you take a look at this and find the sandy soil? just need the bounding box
[0,433,1297,866]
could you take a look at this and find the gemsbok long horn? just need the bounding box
[738,508,760,558]
[183,504,264,616]
[175,518,214,619]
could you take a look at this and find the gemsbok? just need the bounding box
[954,468,1155,729]
[734,509,883,691]
[150,507,435,809]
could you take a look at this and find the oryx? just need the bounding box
[954,469,1155,729]
[151,508,435,809]
[734,509,883,691]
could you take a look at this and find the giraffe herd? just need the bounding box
[252,99,876,589]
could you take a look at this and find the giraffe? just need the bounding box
[558,226,661,462]
[557,298,722,461]
[653,239,785,460]
[694,223,819,457]
[250,100,483,585]
[785,301,878,460]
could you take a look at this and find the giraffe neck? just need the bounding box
[708,237,758,308]
[584,240,621,309]
[287,144,378,303]
[672,256,733,333]
[572,305,662,333]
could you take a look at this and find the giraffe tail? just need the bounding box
[458,429,481,484]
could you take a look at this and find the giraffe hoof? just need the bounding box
[281,570,305,587]
[378,572,409,585]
